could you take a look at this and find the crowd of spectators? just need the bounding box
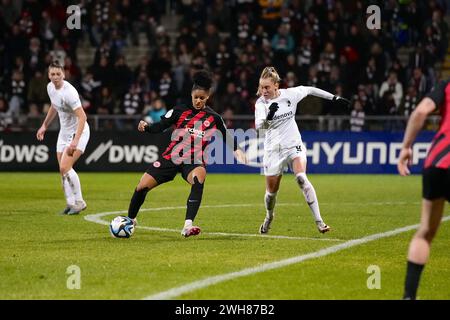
[0,0,448,131]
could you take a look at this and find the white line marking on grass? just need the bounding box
[84,203,344,242]
[143,215,450,300]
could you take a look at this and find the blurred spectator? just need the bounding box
[0,97,13,130]
[400,85,419,117]
[8,70,26,116]
[27,37,45,74]
[49,39,66,66]
[409,67,428,99]
[0,0,20,28]
[111,55,133,99]
[350,99,365,132]
[208,0,232,32]
[122,84,142,115]
[27,103,40,117]
[221,107,235,129]
[143,98,167,124]
[80,71,101,112]
[158,71,176,107]
[217,82,246,114]
[95,87,115,114]
[27,70,47,112]
[259,0,283,37]
[379,71,403,108]
[271,23,295,63]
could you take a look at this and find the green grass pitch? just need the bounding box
[0,172,449,299]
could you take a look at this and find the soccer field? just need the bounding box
[1,172,449,300]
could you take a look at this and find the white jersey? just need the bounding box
[47,80,88,134]
[255,86,334,150]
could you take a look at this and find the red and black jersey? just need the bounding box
[424,79,450,169]
[145,104,235,165]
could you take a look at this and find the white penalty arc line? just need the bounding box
[84,203,344,242]
[144,215,450,300]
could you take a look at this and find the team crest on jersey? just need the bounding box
[153,161,161,168]
[203,120,210,127]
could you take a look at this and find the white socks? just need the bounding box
[295,172,323,223]
[264,191,277,219]
[184,219,193,228]
[62,174,75,206]
[62,168,83,206]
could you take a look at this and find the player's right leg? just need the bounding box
[403,198,445,300]
[260,175,282,234]
[59,148,86,215]
[57,130,90,215]
[127,172,159,225]
[259,150,284,234]
[404,167,450,299]
[57,152,72,214]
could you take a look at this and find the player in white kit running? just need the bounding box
[36,61,90,215]
[255,67,350,234]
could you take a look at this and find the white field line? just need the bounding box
[144,215,450,300]
[84,203,344,242]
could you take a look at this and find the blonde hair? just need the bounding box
[257,66,281,96]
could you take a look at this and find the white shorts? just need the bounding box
[57,126,90,154]
[263,143,307,176]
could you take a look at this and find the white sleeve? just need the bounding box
[67,87,82,110]
[255,102,268,130]
[300,86,334,100]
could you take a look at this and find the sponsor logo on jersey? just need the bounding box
[186,127,205,138]
[272,111,294,121]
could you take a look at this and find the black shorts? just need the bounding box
[145,158,204,185]
[422,167,450,202]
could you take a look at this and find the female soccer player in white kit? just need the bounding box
[37,61,90,215]
[255,67,349,234]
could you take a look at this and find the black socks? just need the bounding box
[128,187,149,219]
[186,177,204,221]
[403,261,425,300]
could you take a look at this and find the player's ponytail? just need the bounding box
[192,70,213,92]
[257,66,281,96]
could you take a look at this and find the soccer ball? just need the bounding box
[109,216,135,238]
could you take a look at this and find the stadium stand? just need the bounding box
[0,0,448,132]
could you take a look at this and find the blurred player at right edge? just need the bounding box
[398,79,450,299]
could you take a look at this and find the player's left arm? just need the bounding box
[67,106,87,156]
[140,109,178,133]
[301,86,351,107]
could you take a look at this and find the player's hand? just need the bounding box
[138,120,148,132]
[36,125,46,141]
[397,147,412,176]
[333,95,351,108]
[267,102,279,121]
[234,149,248,165]
[67,140,78,157]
